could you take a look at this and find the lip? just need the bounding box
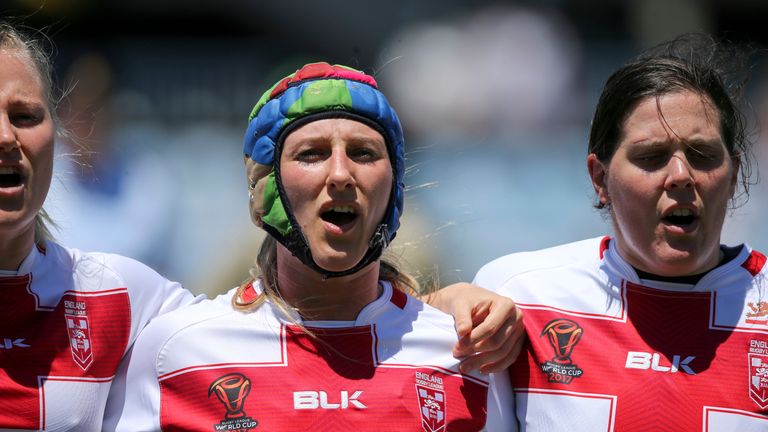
[660,204,700,235]
[0,163,25,199]
[319,201,361,236]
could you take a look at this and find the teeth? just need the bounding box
[330,206,355,214]
[671,208,693,217]
[0,166,17,175]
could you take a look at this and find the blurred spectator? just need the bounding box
[379,6,581,138]
[47,52,178,274]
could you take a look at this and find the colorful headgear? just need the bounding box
[243,62,405,278]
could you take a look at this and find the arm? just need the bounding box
[424,283,525,373]
[103,318,167,431]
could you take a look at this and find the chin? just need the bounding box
[651,246,709,276]
[311,248,367,273]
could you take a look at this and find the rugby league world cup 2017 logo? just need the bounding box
[539,318,584,384]
[208,373,258,431]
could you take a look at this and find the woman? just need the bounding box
[109,62,516,431]
[0,22,522,431]
[474,35,768,430]
[0,22,201,431]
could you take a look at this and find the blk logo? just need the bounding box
[625,351,696,375]
[0,338,30,349]
[293,390,366,410]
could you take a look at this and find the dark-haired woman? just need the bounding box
[475,35,768,430]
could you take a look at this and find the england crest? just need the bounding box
[66,314,93,371]
[749,353,768,409]
[416,384,446,432]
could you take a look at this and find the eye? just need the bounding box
[631,150,668,170]
[10,111,43,127]
[295,147,328,163]
[686,145,724,169]
[349,147,379,161]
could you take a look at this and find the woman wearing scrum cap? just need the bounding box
[474,35,768,430]
[0,19,519,431]
[109,63,516,431]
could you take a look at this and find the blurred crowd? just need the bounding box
[8,1,768,294]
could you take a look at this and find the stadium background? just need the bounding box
[8,0,768,295]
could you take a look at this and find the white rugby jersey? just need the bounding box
[108,281,515,431]
[474,236,768,431]
[0,241,198,431]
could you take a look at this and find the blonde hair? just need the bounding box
[232,236,420,316]
[0,21,58,243]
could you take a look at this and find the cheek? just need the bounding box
[29,130,55,188]
[366,169,393,217]
[607,174,658,223]
[279,165,325,226]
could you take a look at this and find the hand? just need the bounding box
[425,283,525,374]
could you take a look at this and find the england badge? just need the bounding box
[65,314,93,371]
[749,353,768,409]
[416,384,446,432]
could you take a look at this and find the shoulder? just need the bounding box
[131,290,235,361]
[41,241,171,293]
[142,289,235,341]
[474,236,607,288]
[54,243,195,305]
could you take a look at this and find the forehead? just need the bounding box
[0,48,46,98]
[621,90,722,144]
[283,118,385,144]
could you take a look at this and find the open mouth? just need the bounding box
[0,167,22,188]
[662,208,696,227]
[321,205,358,226]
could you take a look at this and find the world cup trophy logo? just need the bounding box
[539,318,584,383]
[208,373,252,419]
[542,318,583,364]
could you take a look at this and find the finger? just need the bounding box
[452,305,491,356]
[452,301,476,340]
[467,298,517,343]
[459,322,526,373]
[470,334,526,374]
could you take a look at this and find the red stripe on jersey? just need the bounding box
[742,250,767,277]
[0,281,130,429]
[599,236,611,259]
[240,282,259,304]
[160,324,488,431]
[390,288,407,310]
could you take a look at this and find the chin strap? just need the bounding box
[264,222,392,279]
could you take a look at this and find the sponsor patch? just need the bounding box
[208,373,258,431]
[539,318,584,384]
[415,371,446,432]
[749,339,768,409]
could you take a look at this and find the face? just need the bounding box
[280,118,393,272]
[0,49,54,243]
[588,90,738,276]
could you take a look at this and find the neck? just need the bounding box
[275,245,382,321]
[0,224,36,271]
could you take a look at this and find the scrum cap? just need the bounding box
[243,62,405,278]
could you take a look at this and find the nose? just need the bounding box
[0,114,17,152]
[326,149,356,190]
[664,153,694,189]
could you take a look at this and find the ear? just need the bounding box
[587,153,610,206]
